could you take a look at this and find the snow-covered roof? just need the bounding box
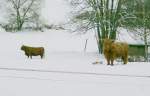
[117,28,145,45]
[0,26,6,33]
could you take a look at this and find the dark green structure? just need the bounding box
[128,44,148,57]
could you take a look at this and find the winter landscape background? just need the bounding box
[0,0,150,96]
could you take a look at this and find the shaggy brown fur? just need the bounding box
[103,38,128,65]
[21,45,44,59]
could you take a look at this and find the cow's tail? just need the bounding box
[41,47,45,59]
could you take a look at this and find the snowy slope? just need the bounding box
[0,29,150,96]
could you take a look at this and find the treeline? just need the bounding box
[0,0,65,32]
[0,0,43,31]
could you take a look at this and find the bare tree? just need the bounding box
[68,0,128,53]
[6,0,41,31]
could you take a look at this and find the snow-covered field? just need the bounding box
[0,0,149,95]
[0,29,150,96]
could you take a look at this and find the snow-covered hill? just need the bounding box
[0,29,150,96]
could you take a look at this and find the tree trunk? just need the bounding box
[143,1,148,62]
[96,22,102,54]
[16,9,23,31]
[144,27,148,61]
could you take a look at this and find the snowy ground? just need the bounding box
[0,29,150,96]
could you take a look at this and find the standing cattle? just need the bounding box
[21,45,45,59]
[103,38,128,65]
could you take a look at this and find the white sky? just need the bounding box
[41,0,71,24]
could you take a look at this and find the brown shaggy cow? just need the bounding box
[21,45,45,59]
[103,38,128,65]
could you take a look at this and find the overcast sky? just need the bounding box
[41,0,71,24]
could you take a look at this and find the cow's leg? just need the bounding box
[122,57,125,64]
[107,58,110,65]
[27,55,29,58]
[123,56,128,64]
[40,55,43,59]
[105,55,110,65]
[124,52,128,64]
[110,59,114,66]
[25,53,29,58]
[30,55,32,59]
